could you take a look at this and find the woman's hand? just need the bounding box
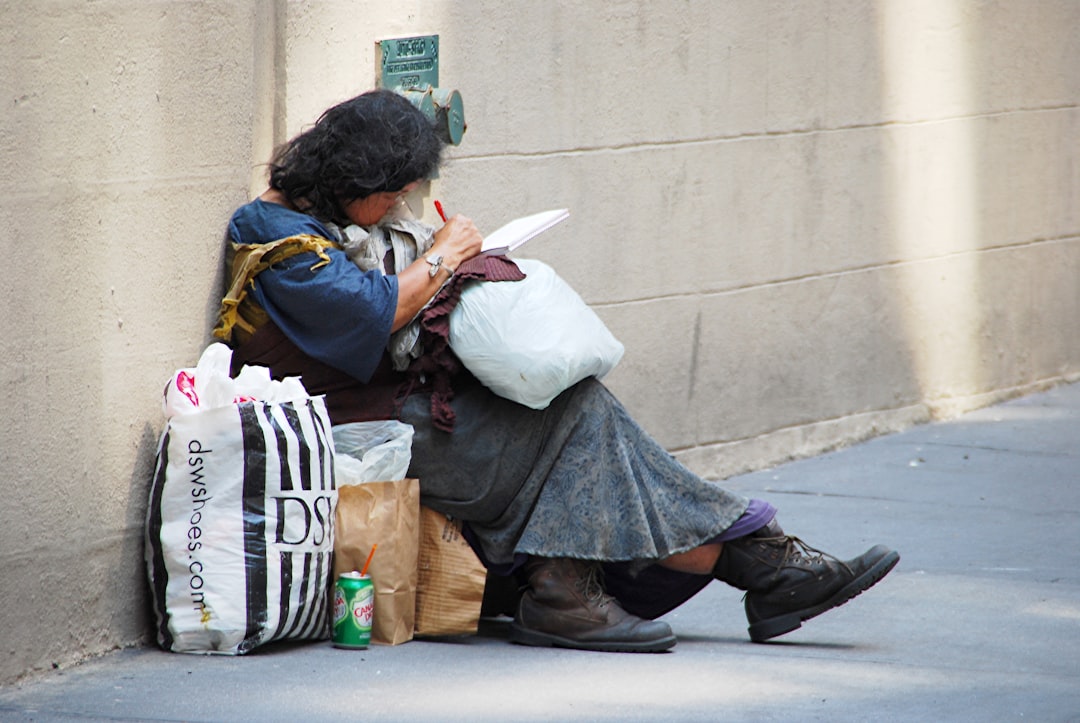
[429,213,483,270]
[390,213,485,331]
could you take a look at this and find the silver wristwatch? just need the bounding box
[425,253,452,278]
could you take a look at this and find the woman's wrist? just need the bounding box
[426,245,467,274]
[422,251,455,279]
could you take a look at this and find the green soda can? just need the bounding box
[333,572,373,649]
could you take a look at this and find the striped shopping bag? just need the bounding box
[145,396,337,654]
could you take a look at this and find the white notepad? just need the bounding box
[481,208,570,255]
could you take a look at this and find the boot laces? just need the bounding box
[576,562,613,607]
[758,534,852,579]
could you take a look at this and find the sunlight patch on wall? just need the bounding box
[878,0,988,417]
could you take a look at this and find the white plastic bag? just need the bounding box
[448,258,624,409]
[163,343,308,418]
[146,345,337,654]
[332,420,415,483]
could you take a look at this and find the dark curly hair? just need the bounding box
[268,89,445,225]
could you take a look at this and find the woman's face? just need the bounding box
[343,180,422,226]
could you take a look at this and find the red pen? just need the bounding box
[434,199,448,223]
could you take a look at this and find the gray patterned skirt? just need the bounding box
[401,377,748,569]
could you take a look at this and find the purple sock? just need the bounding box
[711,498,777,543]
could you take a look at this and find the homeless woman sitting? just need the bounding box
[213,88,899,652]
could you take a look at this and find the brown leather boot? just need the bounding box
[714,520,899,642]
[509,557,677,652]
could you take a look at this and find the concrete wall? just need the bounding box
[1,0,1077,683]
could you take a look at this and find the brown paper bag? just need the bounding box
[414,506,488,637]
[333,481,420,645]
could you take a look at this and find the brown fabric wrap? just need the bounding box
[230,320,409,425]
[411,254,525,432]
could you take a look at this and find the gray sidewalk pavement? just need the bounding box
[3,382,1079,722]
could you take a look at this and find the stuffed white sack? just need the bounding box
[448,258,624,409]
